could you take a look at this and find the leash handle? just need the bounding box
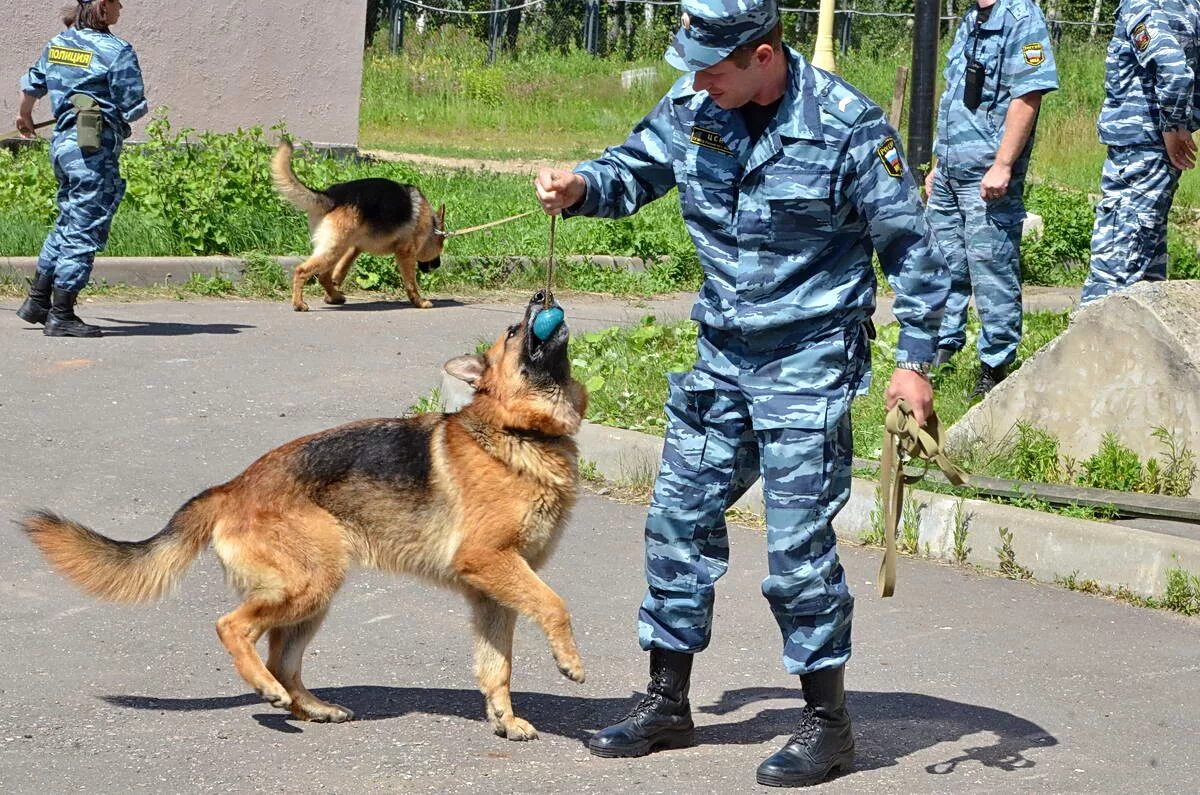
[545,214,556,307]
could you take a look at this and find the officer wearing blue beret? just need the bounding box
[1081,0,1200,304]
[15,0,148,337]
[535,0,949,786]
[924,0,1058,398]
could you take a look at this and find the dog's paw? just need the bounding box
[323,294,346,306]
[293,701,355,723]
[416,299,433,309]
[557,658,586,684]
[498,716,538,741]
[293,302,310,312]
[256,686,293,710]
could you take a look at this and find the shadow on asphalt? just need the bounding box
[89,317,255,336]
[104,685,1056,776]
[326,298,466,312]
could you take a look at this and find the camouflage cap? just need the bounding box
[665,0,781,72]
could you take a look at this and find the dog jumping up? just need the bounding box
[271,140,446,312]
[19,292,587,740]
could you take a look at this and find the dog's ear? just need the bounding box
[444,354,486,385]
[437,203,446,223]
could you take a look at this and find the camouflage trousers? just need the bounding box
[637,322,868,675]
[37,134,126,293]
[1081,145,1180,304]
[925,168,1025,368]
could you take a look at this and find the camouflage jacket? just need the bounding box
[933,0,1059,179]
[568,47,948,364]
[21,27,148,141]
[1098,0,1200,146]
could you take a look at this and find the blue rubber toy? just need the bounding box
[532,306,565,340]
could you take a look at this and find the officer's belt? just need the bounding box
[877,399,967,598]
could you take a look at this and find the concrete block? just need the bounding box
[948,280,1200,493]
[1022,211,1044,239]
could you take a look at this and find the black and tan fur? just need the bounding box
[19,292,587,740]
[271,140,446,312]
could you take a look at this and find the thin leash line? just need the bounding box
[441,209,536,238]
[545,214,556,307]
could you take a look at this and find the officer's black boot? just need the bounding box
[588,649,695,758]
[969,362,1008,401]
[16,270,54,325]
[43,288,102,338]
[931,346,958,371]
[756,666,855,787]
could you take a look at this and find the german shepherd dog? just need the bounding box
[20,292,587,740]
[271,140,447,312]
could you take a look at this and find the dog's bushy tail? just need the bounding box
[271,140,334,217]
[19,488,225,603]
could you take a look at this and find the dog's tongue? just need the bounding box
[532,306,565,340]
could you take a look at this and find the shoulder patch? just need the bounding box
[690,126,734,156]
[1132,21,1151,51]
[876,137,904,178]
[48,46,93,68]
[820,83,868,125]
[1022,42,1046,66]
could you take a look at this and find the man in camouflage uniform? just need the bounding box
[15,0,148,337]
[1081,0,1200,304]
[925,0,1059,398]
[535,0,948,786]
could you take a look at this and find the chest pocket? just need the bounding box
[763,162,833,250]
[682,142,739,228]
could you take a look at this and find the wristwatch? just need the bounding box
[895,360,932,377]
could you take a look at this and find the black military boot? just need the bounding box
[931,346,958,371]
[16,270,54,325]
[756,666,855,787]
[43,288,102,338]
[588,649,695,758]
[969,362,1008,401]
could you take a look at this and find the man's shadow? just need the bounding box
[104,685,1055,776]
[86,317,255,336]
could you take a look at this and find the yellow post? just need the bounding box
[811,0,838,73]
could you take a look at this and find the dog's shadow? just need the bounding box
[330,297,465,312]
[103,685,1056,775]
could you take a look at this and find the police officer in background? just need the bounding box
[1081,0,1200,304]
[535,0,948,786]
[924,0,1058,398]
[14,0,147,337]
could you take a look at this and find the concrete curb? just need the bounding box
[440,372,1200,598]
[0,254,654,286]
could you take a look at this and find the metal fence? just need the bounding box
[366,0,1120,62]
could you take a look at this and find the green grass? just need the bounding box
[360,34,1200,210]
[569,310,1070,458]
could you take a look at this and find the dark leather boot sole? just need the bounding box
[44,323,102,338]
[755,747,854,787]
[588,726,695,758]
[16,303,49,325]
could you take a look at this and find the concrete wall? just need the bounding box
[4,1,366,147]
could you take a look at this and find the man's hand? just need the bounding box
[923,167,935,203]
[886,368,934,427]
[534,168,586,215]
[15,114,35,138]
[1163,128,1197,171]
[980,162,1012,202]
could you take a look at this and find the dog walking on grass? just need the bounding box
[272,140,446,312]
[19,292,587,740]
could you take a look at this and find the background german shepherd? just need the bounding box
[19,292,587,741]
[272,140,446,312]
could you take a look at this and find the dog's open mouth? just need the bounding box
[523,291,569,382]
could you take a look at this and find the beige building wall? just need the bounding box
[4,1,366,147]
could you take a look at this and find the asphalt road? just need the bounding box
[0,294,1195,793]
